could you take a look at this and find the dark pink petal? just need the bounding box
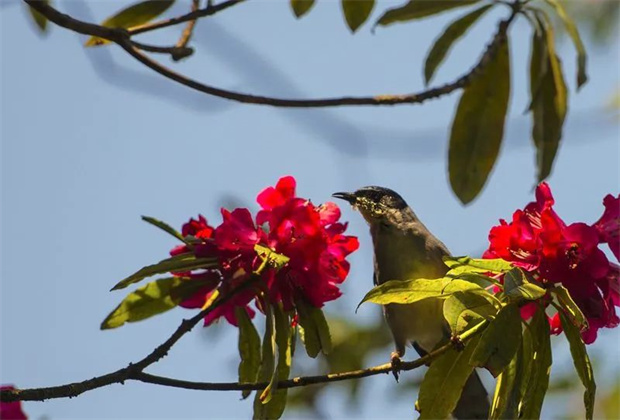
[594,194,620,261]
[317,202,341,226]
[0,385,27,420]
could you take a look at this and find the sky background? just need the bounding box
[1,0,619,419]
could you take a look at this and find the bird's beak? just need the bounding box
[332,192,357,204]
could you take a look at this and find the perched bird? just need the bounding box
[333,186,489,419]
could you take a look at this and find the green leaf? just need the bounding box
[447,272,502,289]
[253,304,277,419]
[448,38,511,204]
[558,311,596,420]
[85,0,175,46]
[358,278,483,308]
[551,285,588,330]
[377,0,481,27]
[254,244,290,271]
[417,336,481,419]
[341,0,375,32]
[444,256,514,274]
[296,299,332,357]
[470,304,522,377]
[443,291,498,336]
[261,306,293,419]
[503,268,547,302]
[26,0,50,33]
[290,0,316,18]
[237,307,261,400]
[101,277,208,329]
[543,0,588,89]
[111,253,218,291]
[311,307,332,355]
[519,306,552,419]
[489,338,524,419]
[529,16,568,182]
[141,215,186,243]
[424,4,492,85]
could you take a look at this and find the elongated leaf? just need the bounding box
[447,272,501,289]
[261,306,293,419]
[26,0,50,32]
[471,304,522,377]
[424,4,492,85]
[296,299,321,358]
[311,307,332,355]
[529,18,568,182]
[552,285,588,330]
[342,0,375,32]
[377,0,481,26]
[443,291,498,335]
[290,0,315,18]
[85,0,175,46]
[489,338,524,419]
[254,244,290,271]
[417,336,481,419]
[543,0,587,89]
[503,268,547,302]
[142,215,186,243]
[237,307,261,399]
[253,304,276,419]
[111,253,218,291]
[358,278,482,308]
[444,256,514,274]
[558,311,596,420]
[519,306,552,419]
[448,39,511,204]
[101,277,208,329]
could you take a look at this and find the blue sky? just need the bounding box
[1,1,619,418]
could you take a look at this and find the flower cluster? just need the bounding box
[484,183,619,343]
[170,176,359,327]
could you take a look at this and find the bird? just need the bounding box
[332,186,489,420]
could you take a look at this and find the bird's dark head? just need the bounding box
[332,186,410,224]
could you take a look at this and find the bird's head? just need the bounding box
[332,186,410,225]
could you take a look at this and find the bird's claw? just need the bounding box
[390,351,402,382]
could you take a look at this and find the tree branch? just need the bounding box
[1,319,488,401]
[23,0,520,108]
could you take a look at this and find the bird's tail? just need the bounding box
[453,370,490,419]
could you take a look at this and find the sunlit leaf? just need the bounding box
[470,304,522,377]
[296,299,324,357]
[424,4,492,85]
[519,306,552,419]
[358,278,483,308]
[503,268,547,302]
[417,336,481,419]
[444,256,514,274]
[290,0,316,18]
[237,307,261,399]
[529,16,568,182]
[26,0,50,33]
[551,285,588,330]
[101,277,208,329]
[377,0,481,27]
[543,0,588,89]
[253,304,276,419]
[254,244,290,271]
[341,0,375,32]
[141,215,186,243]
[111,253,218,291]
[443,291,498,336]
[448,39,511,204]
[85,0,175,46]
[558,311,596,420]
[311,307,332,355]
[489,339,524,419]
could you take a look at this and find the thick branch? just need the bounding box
[23,0,520,108]
[1,319,488,401]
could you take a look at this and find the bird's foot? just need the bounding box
[450,335,465,351]
[390,351,402,382]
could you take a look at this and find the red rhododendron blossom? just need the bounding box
[169,176,358,327]
[484,183,619,343]
[594,194,620,261]
[0,385,27,420]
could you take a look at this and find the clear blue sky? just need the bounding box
[1,1,618,418]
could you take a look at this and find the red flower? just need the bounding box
[170,176,359,327]
[593,194,619,261]
[0,386,27,420]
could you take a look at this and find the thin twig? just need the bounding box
[173,0,200,59]
[1,319,488,402]
[131,40,194,61]
[23,0,520,108]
